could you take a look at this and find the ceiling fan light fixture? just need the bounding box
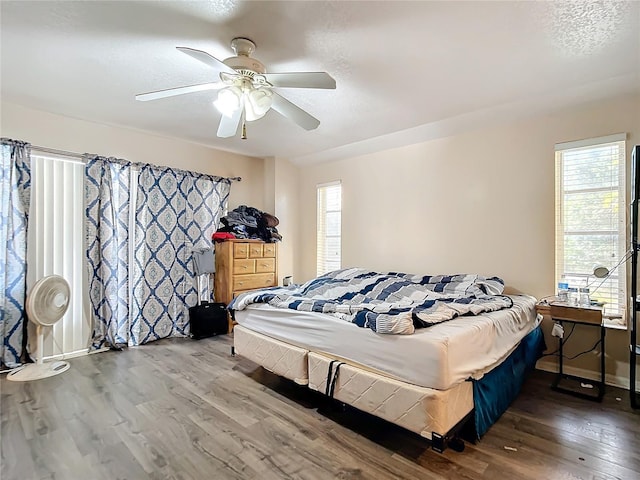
[214,86,242,117]
[245,88,273,121]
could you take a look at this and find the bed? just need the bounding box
[229,268,543,451]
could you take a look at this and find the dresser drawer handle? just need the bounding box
[237,282,244,286]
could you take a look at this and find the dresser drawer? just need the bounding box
[233,273,276,291]
[249,244,263,258]
[263,244,276,257]
[234,243,249,258]
[233,259,255,275]
[255,257,276,273]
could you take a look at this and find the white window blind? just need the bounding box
[317,182,342,276]
[555,136,627,322]
[27,154,92,360]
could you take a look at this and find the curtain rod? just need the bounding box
[31,145,85,160]
[30,144,242,182]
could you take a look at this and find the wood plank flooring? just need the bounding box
[2,335,639,480]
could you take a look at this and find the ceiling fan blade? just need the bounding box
[176,46,237,75]
[270,93,320,131]
[135,82,225,101]
[217,108,243,138]
[262,72,336,89]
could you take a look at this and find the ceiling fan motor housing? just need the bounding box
[224,37,266,75]
[223,55,266,76]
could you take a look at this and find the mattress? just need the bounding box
[234,294,538,390]
[308,351,473,438]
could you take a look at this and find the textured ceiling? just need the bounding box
[1,1,639,165]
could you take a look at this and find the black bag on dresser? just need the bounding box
[190,248,227,339]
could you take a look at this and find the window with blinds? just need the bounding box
[27,153,92,359]
[317,182,342,276]
[555,134,627,323]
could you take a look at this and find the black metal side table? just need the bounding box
[549,304,605,402]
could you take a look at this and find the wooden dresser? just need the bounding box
[214,239,278,331]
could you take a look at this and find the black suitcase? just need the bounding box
[189,301,228,339]
[190,265,227,339]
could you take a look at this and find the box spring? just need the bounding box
[234,325,308,385]
[233,325,474,439]
[308,351,473,439]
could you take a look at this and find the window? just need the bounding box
[317,181,341,276]
[555,134,627,323]
[27,153,92,359]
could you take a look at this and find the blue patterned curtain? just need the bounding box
[85,156,132,350]
[85,156,231,349]
[131,165,231,344]
[0,139,31,367]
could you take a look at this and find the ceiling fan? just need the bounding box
[135,37,336,139]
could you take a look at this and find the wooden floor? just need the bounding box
[2,335,639,480]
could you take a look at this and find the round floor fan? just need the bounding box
[7,275,71,381]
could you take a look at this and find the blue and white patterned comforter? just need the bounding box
[229,268,513,335]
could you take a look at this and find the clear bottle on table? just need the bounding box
[579,287,590,307]
[568,287,579,306]
[557,281,569,303]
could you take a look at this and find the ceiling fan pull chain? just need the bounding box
[241,108,247,140]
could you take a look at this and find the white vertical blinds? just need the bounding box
[317,181,342,276]
[555,138,627,320]
[27,154,92,359]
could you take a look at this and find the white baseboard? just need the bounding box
[42,346,110,361]
[88,347,110,355]
[42,347,98,362]
[535,359,637,390]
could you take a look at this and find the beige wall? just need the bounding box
[297,93,640,387]
[1,102,265,210]
[273,158,300,286]
[258,156,299,286]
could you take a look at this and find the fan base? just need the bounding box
[6,360,70,382]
